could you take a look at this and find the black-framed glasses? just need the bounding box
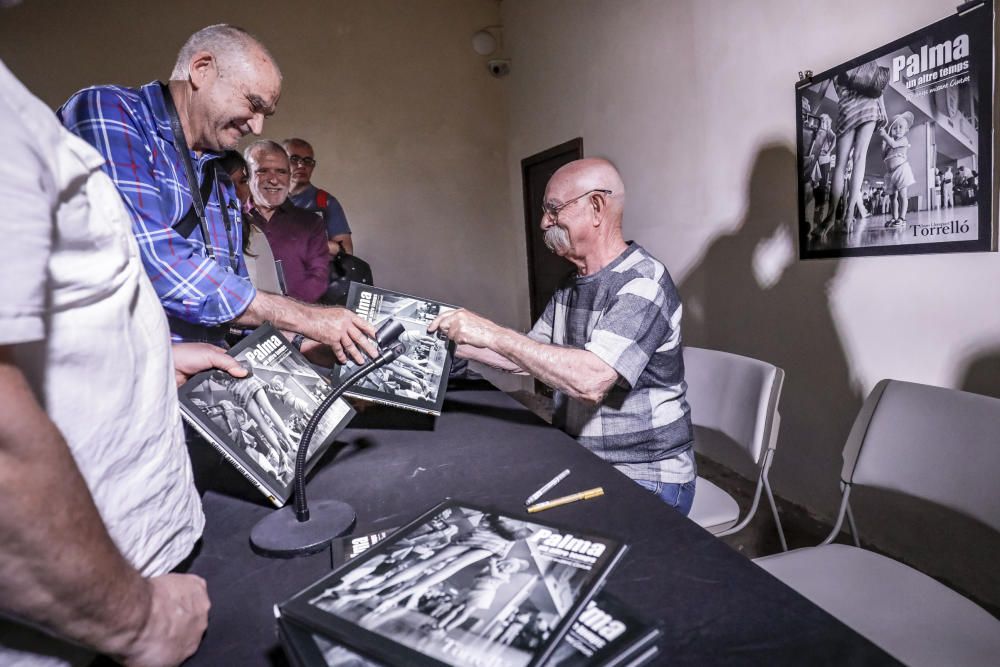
[288,155,316,167]
[542,189,613,222]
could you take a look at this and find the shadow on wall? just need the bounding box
[679,142,863,517]
[959,349,1000,399]
[678,144,1000,609]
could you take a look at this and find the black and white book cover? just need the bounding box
[178,324,355,507]
[279,615,381,667]
[279,500,627,667]
[331,528,395,568]
[280,586,659,667]
[547,592,660,667]
[332,283,456,415]
[334,528,660,666]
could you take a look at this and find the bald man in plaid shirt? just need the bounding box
[431,159,695,514]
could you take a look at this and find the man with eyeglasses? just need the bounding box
[58,25,376,365]
[284,137,354,257]
[431,159,695,515]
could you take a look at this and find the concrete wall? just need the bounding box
[0,0,517,320]
[501,0,999,605]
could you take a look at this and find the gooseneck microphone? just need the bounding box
[250,319,408,558]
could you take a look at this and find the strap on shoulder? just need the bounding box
[174,162,220,239]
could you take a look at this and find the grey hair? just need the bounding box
[282,137,313,152]
[170,24,280,80]
[243,139,288,165]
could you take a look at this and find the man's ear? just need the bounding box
[590,191,608,226]
[188,51,217,90]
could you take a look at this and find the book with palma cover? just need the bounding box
[326,527,660,666]
[178,323,354,507]
[278,499,627,667]
[278,588,660,667]
[331,283,456,416]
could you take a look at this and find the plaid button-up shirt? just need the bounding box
[59,81,255,343]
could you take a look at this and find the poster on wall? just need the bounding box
[796,0,992,259]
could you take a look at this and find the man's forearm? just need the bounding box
[0,353,150,656]
[236,292,347,343]
[236,292,378,365]
[235,291,309,334]
[486,328,617,404]
[457,344,525,374]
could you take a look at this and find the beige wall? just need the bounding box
[501,0,1000,604]
[3,0,998,606]
[0,0,517,321]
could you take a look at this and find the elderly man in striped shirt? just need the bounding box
[431,159,695,514]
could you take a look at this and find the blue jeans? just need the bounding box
[634,478,696,516]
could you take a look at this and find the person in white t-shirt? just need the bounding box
[0,60,246,667]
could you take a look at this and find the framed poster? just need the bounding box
[797,0,993,259]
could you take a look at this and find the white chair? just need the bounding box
[684,346,787,550]
[755,379,1000,667]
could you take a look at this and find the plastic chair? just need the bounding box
[755,379,1000,667]
[684,346,787,550]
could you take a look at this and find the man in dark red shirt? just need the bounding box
[244,140,329,303]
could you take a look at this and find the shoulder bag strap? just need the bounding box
[160,81,217,259]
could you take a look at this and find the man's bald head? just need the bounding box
[169,24,282,152]
[541,158,628,268]
[170,24,281,81]
[548,158,626,222]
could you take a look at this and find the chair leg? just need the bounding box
[845,501,861,548]
[763,477,788,552]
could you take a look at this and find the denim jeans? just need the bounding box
[634,478,696,516]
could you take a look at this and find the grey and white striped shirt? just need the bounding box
[529,242,695,484]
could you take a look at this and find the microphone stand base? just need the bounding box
[250,499,357,558]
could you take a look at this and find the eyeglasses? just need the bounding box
[288,155,316,167]
[542,189,613,223]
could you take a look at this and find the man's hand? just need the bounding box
[308,308,377,365]
[298,338,337,367]
[237,293,377,365]
[117,574,210,667]
[428,309,500,349]
[172,343,249,387]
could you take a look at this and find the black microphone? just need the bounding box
[250,318,408,558]
[375,318,406,349]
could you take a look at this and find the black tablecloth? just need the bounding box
[185,387,895,665]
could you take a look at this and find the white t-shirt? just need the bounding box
[0,61,204,665]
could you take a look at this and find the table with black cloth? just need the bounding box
[184,386,896,666]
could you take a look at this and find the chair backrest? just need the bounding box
[842,379,1000,534]
[683,346,784,467]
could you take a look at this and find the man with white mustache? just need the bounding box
[431,159,695,514]
[244,140,329,304]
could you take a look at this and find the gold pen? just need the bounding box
[526,487,604,513]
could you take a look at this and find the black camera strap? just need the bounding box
[159,82,235,267]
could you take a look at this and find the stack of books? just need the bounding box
[276,499,661,666]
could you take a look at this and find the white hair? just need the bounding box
[243,139,287,166]
[170,24,280,80]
